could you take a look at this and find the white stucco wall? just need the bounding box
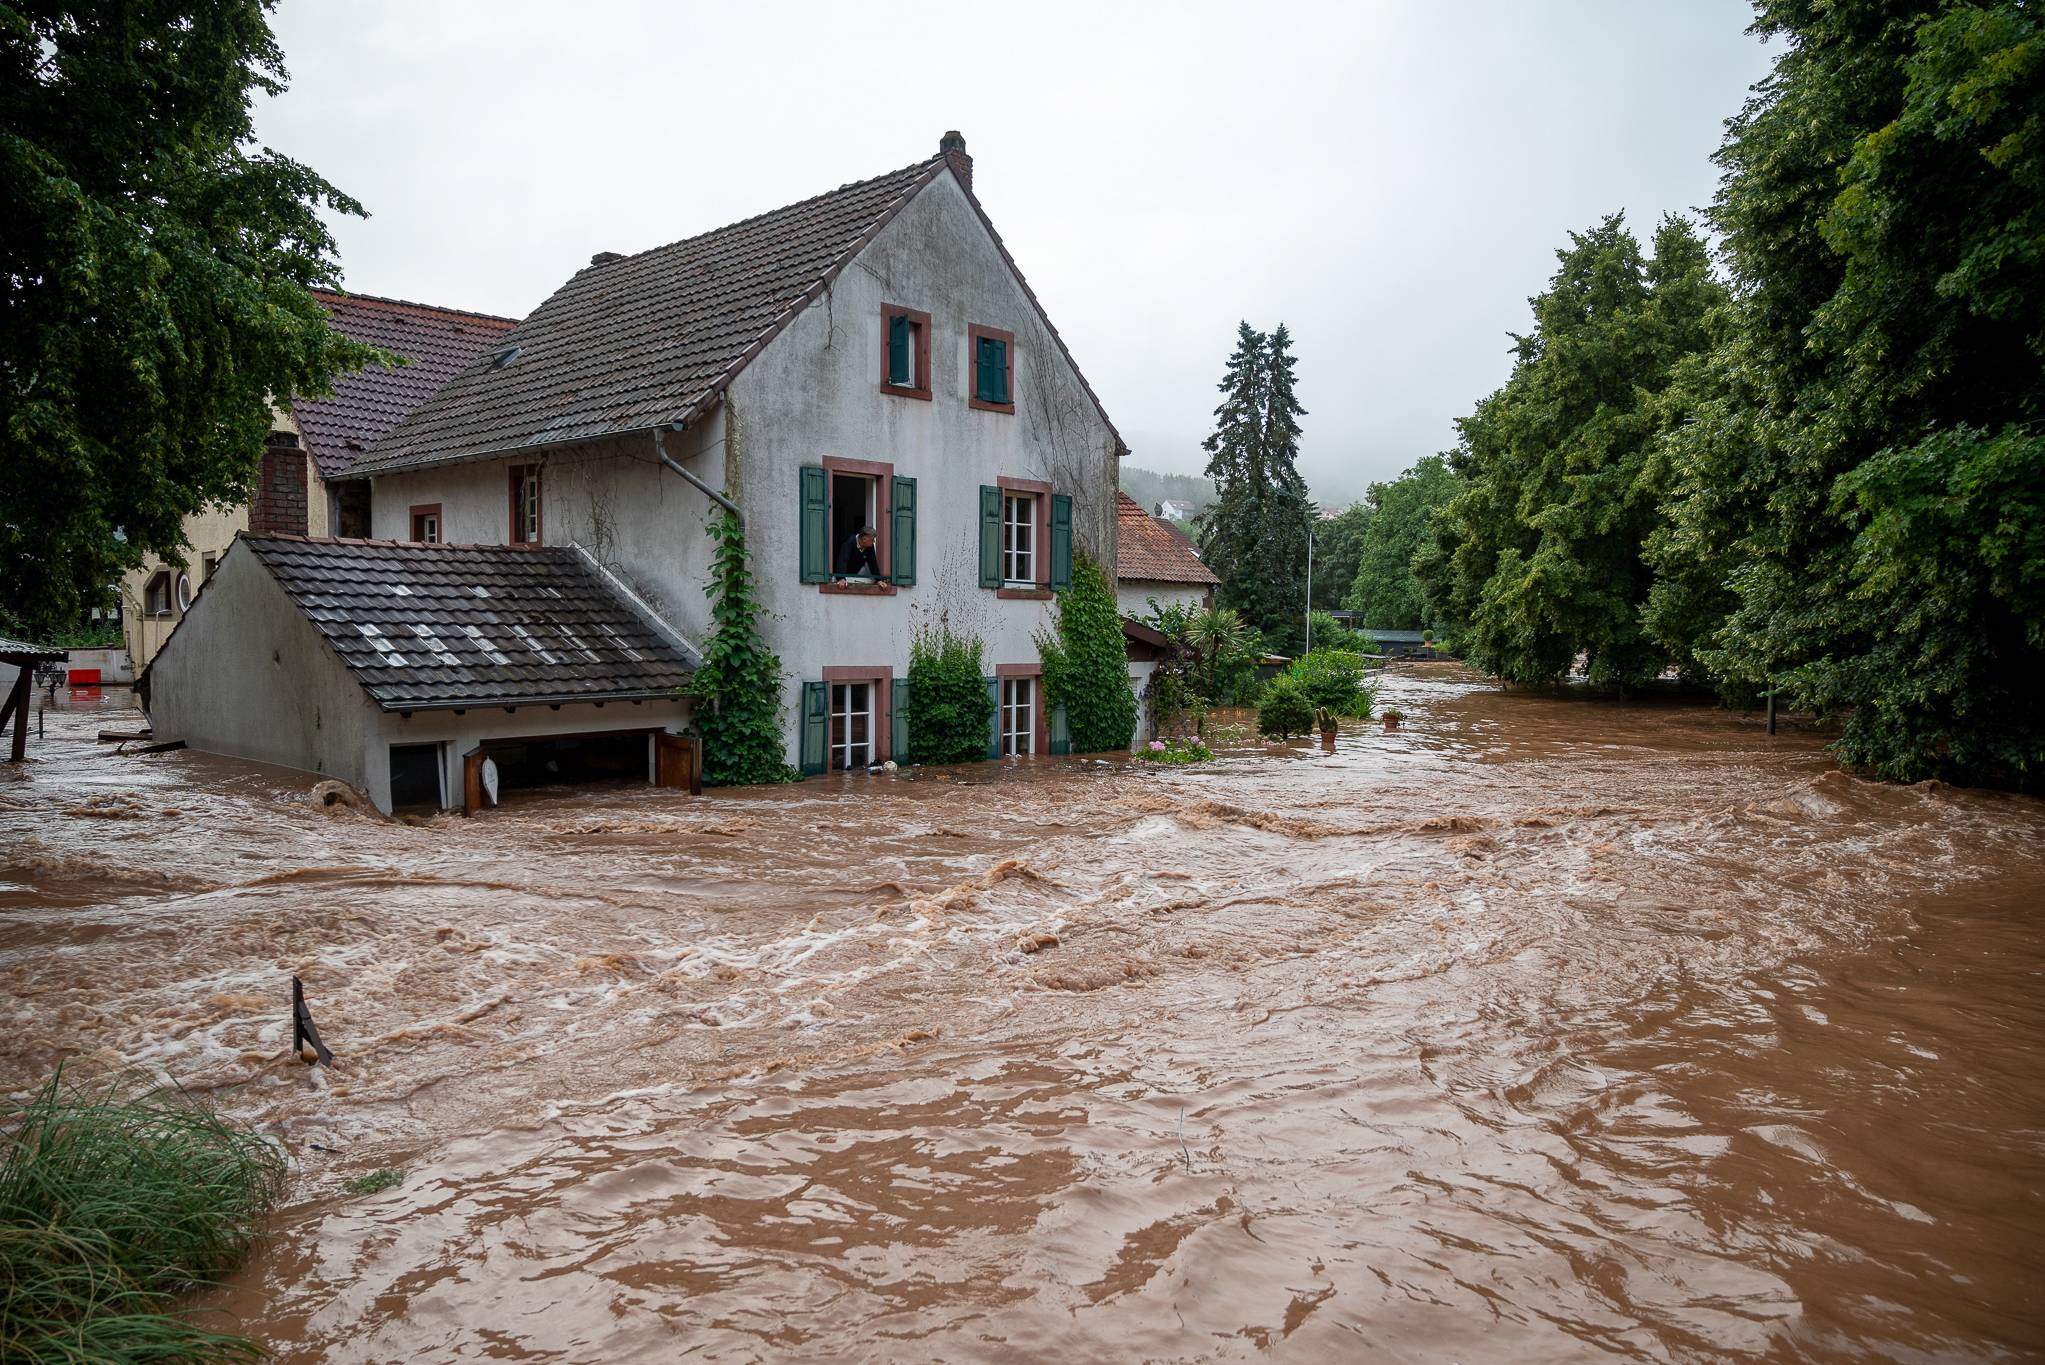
[367,168,1124,768]
[1116,579,1210,621]
[142,541,377,791]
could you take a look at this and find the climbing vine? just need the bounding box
[1035,554,1136,754]
[689,510,799,786]
[906,620,993,764]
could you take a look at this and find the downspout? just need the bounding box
[652,422,742,530]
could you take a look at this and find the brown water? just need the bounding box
[3,666,2042,1361]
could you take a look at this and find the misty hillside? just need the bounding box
[1119,465,1215,515]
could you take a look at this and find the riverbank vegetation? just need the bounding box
[2,1069,285,1361]
[1329,2,2044,789]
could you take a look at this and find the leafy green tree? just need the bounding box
[1199,322,1313,653]
[905,621,993,765]
[1345,454,1461,629]
[1420,215,1725,687]
[691,512,798,785]
[1,2,379,637]
[1037,555,1137,753]
[1651,0,2045,785]
[1310,502,1370,609]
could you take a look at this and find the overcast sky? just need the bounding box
[257,1,1776,504]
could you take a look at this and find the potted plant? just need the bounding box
[1314,706,1338,749]
[1420,629,1436,652]
[1382,707,1404,732]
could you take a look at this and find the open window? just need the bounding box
[508,465,541,544]
[880,304,931,399]
[800,460,914,589]
[831,471,880,579]
[410,503,442,543]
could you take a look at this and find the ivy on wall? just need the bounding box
[1036,554,1136,754]
[906,621,993,765]
[690,509,799,786]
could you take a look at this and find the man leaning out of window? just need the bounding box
[836,524,882,582]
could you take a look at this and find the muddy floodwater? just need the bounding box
[4,665,2043,1361]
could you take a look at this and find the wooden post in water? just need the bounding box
[1766,689,1777,735]
[291,976,333,1065]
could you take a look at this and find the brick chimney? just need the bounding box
[250,431,310,537]
[939,130,972,194]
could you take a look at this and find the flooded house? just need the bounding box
[121,291,516,673]
[145,132,1131,806]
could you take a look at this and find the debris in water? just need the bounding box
[1018,930,1061,954]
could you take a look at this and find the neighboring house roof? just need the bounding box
[294,292,518,483]
[352,137,1125,477]
[1115,492,1218,586]
[0,636,66,664]
[231,535,699,711]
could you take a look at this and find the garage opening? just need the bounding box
[488,732,648,795]
[460,729,700,816]
[388,743,444,810]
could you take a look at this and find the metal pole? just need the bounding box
[1304,523,1313,655]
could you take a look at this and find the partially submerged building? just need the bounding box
[1114,491,1218,617]
[144,535,698,813]
[147,132,1142,806]
[122,292,515,672]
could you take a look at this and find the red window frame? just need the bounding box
[819,456,896,595]
[409,503,443,543]
[880,304,932,401]
[994,474,1051,599]
[994,662,1047,756]
[822,665,893,765]
[508,465,542,545]
[968,323,1015,415]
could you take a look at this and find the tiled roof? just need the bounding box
[351,158,947,476]
[1116,492,1217,585]
[240,535,699,710]
[295,292,517,483]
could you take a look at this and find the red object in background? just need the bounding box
[67,668,101,685]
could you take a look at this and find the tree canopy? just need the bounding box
[1418,214,1725,687]
[0,1,377,637]
[1345,454,1459,630]
[1199,322,1313,653]
[1647,0,2045,784]
[1309,502,1370,610]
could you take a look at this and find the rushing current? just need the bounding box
[3,664,2041,1361]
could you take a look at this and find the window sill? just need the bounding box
[969,397,1016,415]
[820,580,898,596]
[995,586,1052,600]
[880,382,931,401]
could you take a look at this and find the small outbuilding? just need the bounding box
[140,534,700,814]
[1115,492,1218,617]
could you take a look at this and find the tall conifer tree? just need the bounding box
[1198,322,1313,654]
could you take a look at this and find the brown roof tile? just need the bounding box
[238,534,698,710]
[1116,492,1217,585]
[351,159,945,476]
[296,292,517,483]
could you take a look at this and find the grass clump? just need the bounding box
[1,1068,285,1362]
[340,1167,403,1198]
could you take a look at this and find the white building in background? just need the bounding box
[1115,492,1217,618]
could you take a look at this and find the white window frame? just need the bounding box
[174,572,192,611]
[513,466,541,544]
[1000,676,1035,756]
[413,510,441,543]
[144,571,173,617]
[830,680,873,771]
[1002,492,1036,587]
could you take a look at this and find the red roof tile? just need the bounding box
[1116,491,1217,585]
[296,292,517,482]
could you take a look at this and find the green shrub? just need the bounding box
[906,622,993,765]
[1038,555,1137,753]
[1288,650,1375,718]
[1257,675,1316,738]
[1,1068,287,1361]
[1307,610,1373,654]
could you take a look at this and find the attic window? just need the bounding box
[969,324,1014,413]
[880,305,931,400]
[492,344,521,369]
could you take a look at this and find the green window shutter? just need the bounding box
[891,678,910,761]
[1050,701,1071,756]
[986,676,1001,759]
[800,680,828,775]
[1049,493,1073,591]
[993,339,1010,404]
[976,337,1001,402]
[979,484,1002,588]
[888,314,910,385]
[890,475,917,586]
[799,465,829,583]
